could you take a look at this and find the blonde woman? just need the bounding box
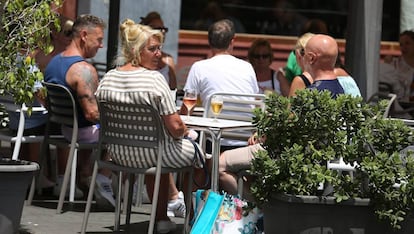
[96,19,205,233]
[140,11,177,90]
[288,32,315,97]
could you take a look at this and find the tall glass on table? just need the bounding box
[183,89,197,121]
[210,95,223,122]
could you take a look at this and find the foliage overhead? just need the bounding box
[250,89,414,229]
[0,0,61,106]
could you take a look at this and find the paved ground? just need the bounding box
[20,196,186,234]
[0,142,186,234]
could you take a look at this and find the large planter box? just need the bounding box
[263,194,413,234]
[0,158,39,233]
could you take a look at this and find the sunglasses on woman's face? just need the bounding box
[152,27,169,33]
[252,53,271,59]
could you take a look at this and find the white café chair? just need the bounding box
[81,101,193,234]
[0,95,51,207]
[201,92,266,197]
[0,95,47,205]
[201,92,265,145]
[0,95,47,160]
[367,92,397,118]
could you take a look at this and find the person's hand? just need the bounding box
[248,132,266,145]
[185,129,199,140]
[248,133,258,145]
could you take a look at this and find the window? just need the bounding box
[180,0,400,41]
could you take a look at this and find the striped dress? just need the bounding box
[95,67,198,168]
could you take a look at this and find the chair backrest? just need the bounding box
[202,92,265,143]
[42,82,78,129]
[97,100,164,169]
[367,92,397,118]
[378,81,394,93]
[203,92,266,121]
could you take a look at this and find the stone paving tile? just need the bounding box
[20,200,185,234]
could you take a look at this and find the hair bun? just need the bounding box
[120,19,142,42]
[120,18,135,31]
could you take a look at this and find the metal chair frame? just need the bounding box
[81,101,193,234]
[31,82,97,213]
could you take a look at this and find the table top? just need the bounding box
[180,115,255,129]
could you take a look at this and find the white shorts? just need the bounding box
[61,125,99,143]
[222,143,264,172]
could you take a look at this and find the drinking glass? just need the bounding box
[183,89,197,121]
[210,95,223,121]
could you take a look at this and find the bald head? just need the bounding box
[305,34,338,70]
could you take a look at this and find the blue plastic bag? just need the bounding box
[191,190,224,233]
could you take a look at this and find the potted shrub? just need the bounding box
[0,1,60,232]
[0,0,61,106]
[250,89,414,233]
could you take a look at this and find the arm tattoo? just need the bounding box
[81,66,98,91]
[76,65,98,103]
[77,94,95,102]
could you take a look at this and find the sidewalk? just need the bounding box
[20,197,185,234]
[0,142,184,234]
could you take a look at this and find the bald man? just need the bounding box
[303,34,344,98]
[218,34,346,197]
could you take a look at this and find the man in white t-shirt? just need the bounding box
[181,19,259,149]
[183,19,259,107]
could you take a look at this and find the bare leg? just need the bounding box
[78,149,93,179]
[218,145,260,195]
[145,174,170,221]
[56,147,69,176]
[168,173,179,200]
[19,143,54,188]
[218,152,238,195]
[19,143,41,162]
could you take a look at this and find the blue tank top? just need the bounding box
[44,53,94,128]
[308,79,345,99]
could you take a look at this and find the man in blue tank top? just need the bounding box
[303,34,345,98]
[44,15,115,207]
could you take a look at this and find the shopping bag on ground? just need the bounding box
[191,189,261,234]
[191,190,224,233]
[213,193,261,234]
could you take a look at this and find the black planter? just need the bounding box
[0,158,39,233]
[262,194,409,234]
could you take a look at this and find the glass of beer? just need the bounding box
[183,89,197,121]
[210,95,223,121]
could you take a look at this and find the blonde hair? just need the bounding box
[295,32,315,51]
[118,18,163,66]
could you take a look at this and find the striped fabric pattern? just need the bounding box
[96,68,197,168]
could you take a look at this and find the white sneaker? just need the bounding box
[94,174,115,207]
[156,220,177,234]
[167,191,186,218]
[53,176,83,198]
